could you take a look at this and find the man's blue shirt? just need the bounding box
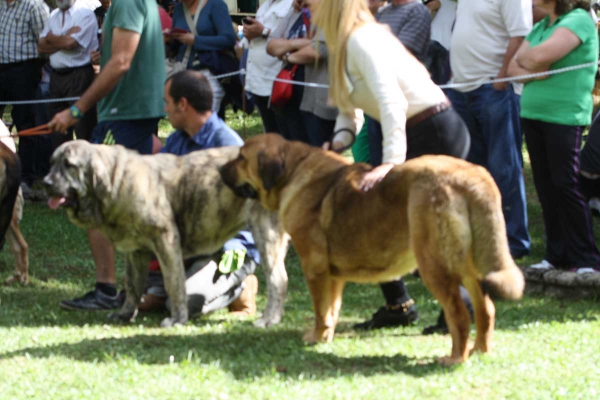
[160,113,243,155]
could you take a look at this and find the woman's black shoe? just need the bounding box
[353,301,419,330]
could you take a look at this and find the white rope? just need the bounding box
[439,60,600,89]
[1,60,598,106]
[0,96,80,106]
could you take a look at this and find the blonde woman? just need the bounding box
[312,0,471,332]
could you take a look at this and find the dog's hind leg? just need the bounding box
[111,250,151,323]
[5,215,28,284]
[412,225,470,365]
[422,269,471,365]
[249,208,290,328]
[463,275,495,355]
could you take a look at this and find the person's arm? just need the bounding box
[242,17,268,41]
[48,28,141,132]
[517,27,583,71]
[354,35,409,166]
[171,2,236,50]
[495,0,532,89]
[425,0,441,16]
[287,43,319,65]
[39,11,98,55]
[67,10,99,51]
[192,1,236,50]
[494,36,524,90]
[507,39,550,82]
[38,29,80,54]
[266,38,311,58]
[332,109,365,150]
[30,1,49,40]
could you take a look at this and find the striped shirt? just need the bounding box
[0,0,48,64]
[40,4,98,69]
[377,0,431,62]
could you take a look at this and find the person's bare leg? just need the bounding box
[88,229,116,284]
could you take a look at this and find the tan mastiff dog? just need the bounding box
[220,134,525,365]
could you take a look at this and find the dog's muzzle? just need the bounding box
[232,183,258,199]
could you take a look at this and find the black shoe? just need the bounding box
[60,289,121,311]
[353,304,419,330]
[423,288,474,335]
[422,311,449,335]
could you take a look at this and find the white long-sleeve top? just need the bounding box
[335,23,447,165]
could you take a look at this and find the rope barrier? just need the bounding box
[1,60,599,106]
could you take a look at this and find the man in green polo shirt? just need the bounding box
[48,0,166,310]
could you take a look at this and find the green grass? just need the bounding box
[1,109,600,399]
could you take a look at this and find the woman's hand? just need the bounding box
[359,163,395,191]
[172,32,195,46]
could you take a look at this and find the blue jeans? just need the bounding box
[90,118,160,155]
[446,84,531,256]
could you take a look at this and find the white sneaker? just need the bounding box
[571,267,600,274]
[529,260,555,270]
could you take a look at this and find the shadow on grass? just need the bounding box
[0,329,449,379]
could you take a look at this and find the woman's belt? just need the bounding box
[406,99,452,128]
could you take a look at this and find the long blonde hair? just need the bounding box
[312,0,374,112]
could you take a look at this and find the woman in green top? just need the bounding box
[508,0,600,272]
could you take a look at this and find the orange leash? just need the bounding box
[10,124,53,137]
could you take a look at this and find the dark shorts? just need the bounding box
[90,118,161,154]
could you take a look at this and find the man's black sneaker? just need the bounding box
[422,311,450,335]
[422,289,474,335]
[60,288,121,311]
[353,301,419,330]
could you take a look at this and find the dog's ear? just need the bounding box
[257,148,285,191]
[88,147,113,199]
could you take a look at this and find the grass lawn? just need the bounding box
[1,108,600,399]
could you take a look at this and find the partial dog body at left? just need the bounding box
[43,141,289,328]
[0,120,29,285]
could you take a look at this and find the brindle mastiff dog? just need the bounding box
[43,141,289,328]
[220,134,525,365]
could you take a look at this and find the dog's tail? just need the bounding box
[468,170,525,300]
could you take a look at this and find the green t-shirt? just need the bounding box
[520,8,599,126]
[98,0,166,122]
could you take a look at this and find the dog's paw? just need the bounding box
[107,309,137,323]
[254,314,281,328]
[4,273,28,285]
[437,355,466,366]
[302,328,334,344]
[160,317,186,328]
[469,342,491,356]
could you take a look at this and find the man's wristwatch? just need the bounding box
[69,105,84,119]
[261,27,270,38]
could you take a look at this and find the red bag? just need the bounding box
[270,64,299,107]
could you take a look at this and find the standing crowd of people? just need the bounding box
[1,0,599,331]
